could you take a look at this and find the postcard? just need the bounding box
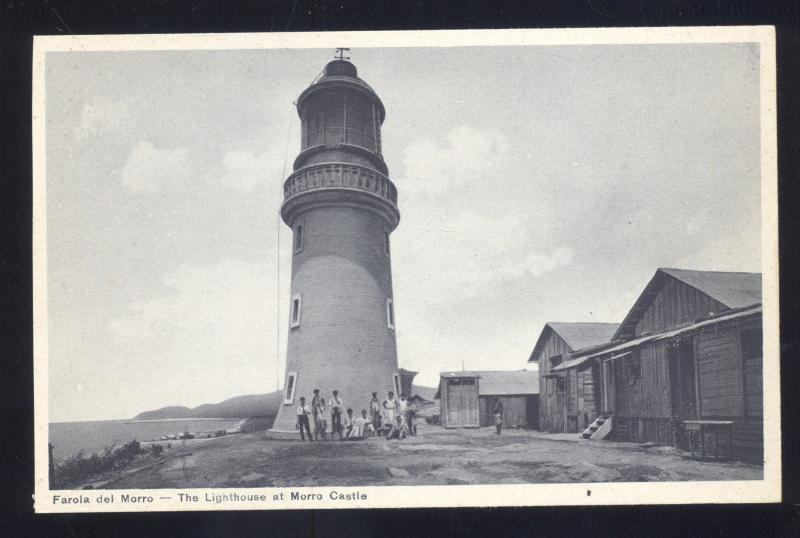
[33,26,779,512]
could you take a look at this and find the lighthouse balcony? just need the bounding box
[281,162,400,228]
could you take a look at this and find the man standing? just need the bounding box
[311,389,326,441]
[493,397,504,435]
[369,392,381,436]
[330,390,344,441]
[296,397,312,441]
[398,393,410,438]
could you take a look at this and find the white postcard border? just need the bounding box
[32,26,780,513]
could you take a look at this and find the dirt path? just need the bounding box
[105,424,762,489]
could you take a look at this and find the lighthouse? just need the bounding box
[271,51,403,432]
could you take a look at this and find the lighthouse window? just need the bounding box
[308,106,324,146]
[384,230,390,255]
[294,223,304,253]
[291,295,302,328]
[325,107,345,145]
[386,298,395,329]
[283,372,298,404]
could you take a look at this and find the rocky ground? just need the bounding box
[91,423,762,489]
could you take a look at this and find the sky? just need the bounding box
[44,43,762,422]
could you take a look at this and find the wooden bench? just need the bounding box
[683,420,734,461]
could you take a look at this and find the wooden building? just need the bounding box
[435,370,539,429]
[436,372,480,428]
[528,323,618,433]
[529,268,764,462]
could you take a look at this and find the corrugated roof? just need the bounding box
[435,370,540,398]
[528,322,619,363]
[477,370,539,396]
[548,322,620,351]
[614,268,762,340]
[660,268,762,308]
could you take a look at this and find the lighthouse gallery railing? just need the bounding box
[283,162,398,206]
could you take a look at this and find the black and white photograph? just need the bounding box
[32,27,780,512]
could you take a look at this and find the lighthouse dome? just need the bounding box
[324,59,358,78]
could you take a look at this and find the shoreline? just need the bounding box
[123,417,241,424]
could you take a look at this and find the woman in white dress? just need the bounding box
[382,391,397,428]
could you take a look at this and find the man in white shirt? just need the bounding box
[296,397,312,442]
[353,409,374,438]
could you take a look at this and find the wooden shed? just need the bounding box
[436,372,480,428]
[435,370,540,429]
[475,370,540,429]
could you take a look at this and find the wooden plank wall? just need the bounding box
[439,378,449,428]
[635,277,728,337]
[695,319,763,462]
[536,330,572,432]
[612,342,672,419]
[611,317,763,462]
[696,327,742,416]
[578,364,600,429]
[479,396,530,428]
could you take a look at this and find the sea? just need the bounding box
[48,419,241,462]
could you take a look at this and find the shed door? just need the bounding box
[462,378,478,425]
[446,379,462,425]
[446,378,478,426]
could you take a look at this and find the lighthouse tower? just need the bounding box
[271,51,402,432]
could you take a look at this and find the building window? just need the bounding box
[283,372,298,404]
[290,294,302,328]
[393,373,401,396]
[550,355,563,369]
[383,229,390,255]
[386,298,395,329]
[555,376,565,391]
[294,223,304,253]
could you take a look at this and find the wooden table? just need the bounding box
[683,420,734,460]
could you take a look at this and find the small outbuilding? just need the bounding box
[435,370,539,429]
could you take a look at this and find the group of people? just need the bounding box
[296,389,418,442]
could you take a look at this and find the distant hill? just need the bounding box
[133,392,282,420]
[133,385,437,420]
[411,384,437,402]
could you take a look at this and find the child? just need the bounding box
[342,407,356,438]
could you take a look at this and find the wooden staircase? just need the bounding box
[582,414,613,440]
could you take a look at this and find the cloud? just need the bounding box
[400,126,507,196]
[107,259,276,398]
[514,246,575,277]
[120,141,190,194]
[211,149,284,193]
[76,96,132,139]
